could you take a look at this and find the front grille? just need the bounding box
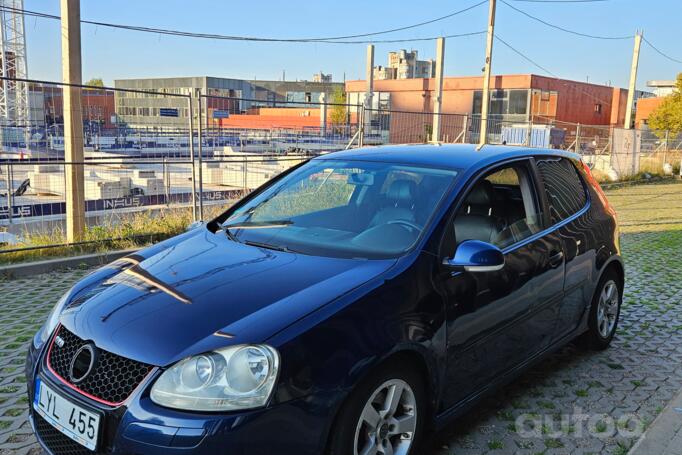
[34,413,94,455]
[48,326,153,405]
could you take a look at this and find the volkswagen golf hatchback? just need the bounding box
[26,144,623,455]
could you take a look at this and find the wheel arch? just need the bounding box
[323,347,436,454]
[600,256,625,292]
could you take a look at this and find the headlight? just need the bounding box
[150,345,280,412]
[37,292,70,346]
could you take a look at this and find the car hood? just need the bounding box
[60,227,395,367]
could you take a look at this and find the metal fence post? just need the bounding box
[526,119,533,146]
[4,163,12,224]
[197,91,204,221]
[358,102,365,148]
[575,123,581,153]
[664,130,670,165]
[243,155,247,191]
[187,95,198,222]
[162,157,170,205]
[462,115,468,143]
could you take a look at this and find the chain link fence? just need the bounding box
[2,78,681,259]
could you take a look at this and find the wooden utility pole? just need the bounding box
[360,44,374,147]
[431,37,445,143]
[61,0,85,242]
[366,44,374,108]
[624,31,643,129]
[479,0,497,147]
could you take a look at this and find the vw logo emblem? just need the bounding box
[69,344,97,384]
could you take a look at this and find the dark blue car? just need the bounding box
[26,145,623,455]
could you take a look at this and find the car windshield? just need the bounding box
[222,159,458,259]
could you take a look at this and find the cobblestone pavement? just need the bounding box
[0,181,681,455]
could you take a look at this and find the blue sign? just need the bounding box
[159,108,179,118]
[212,110,230,119]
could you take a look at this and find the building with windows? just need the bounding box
[27,83,116,129]
[113,76,343,128]
[346,74,637,126]
[114,77,251,129]
[646,80,677,98]
[312,72,332,83]
[248,79,343,106]
[374,50,435,81]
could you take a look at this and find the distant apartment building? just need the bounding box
[646,80,677,97]
[113,76,344,128]
[312,72,332,83]
[374,49,435,80]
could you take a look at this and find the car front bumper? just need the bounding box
[26,339,336,455]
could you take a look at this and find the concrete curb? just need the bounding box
[629,387,682,455]
[0,248,138,279]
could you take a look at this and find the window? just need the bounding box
[536,157,587,224]
[594,103,602,114]
[453,163,543,249]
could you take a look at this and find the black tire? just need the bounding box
[327,360,426,455]
[578,268,622,350]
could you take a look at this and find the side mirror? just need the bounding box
[443,239,505,272]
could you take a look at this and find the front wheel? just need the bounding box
[579,269,622,350]
[328,363,425,455]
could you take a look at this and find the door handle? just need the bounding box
[549,251,564,267]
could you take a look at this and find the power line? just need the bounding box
[642,36,682,64]
[500,0,633,40]
[495,34,612,105]
[0,1,487,44]
[495,35,558,76]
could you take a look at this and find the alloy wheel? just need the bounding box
[353,379,418,455]
[596,279,619,338]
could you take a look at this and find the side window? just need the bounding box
[453,162,543,249]
[536,157,587,224]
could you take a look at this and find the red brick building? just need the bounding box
[32,85,116,129]
[345,74,630,126]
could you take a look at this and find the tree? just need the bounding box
[85,78,104,87]
[648,73,682,140]
[329,87,347,130]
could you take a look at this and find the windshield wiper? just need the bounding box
[219,220,293,243]
[244,240,297,253]
[221,220,293,229]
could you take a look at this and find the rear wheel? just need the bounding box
[328,363,425,455]
[579,269,622,350]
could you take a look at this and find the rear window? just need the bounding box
[536,157,587,224]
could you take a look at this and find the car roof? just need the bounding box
[315,144,581,170]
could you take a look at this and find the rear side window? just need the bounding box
[536,157,587,224]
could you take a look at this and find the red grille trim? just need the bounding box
[45,324,154,407]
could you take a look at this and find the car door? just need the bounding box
[534,156,594,341]
[435,158,566,409]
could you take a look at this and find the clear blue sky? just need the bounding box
[25,0,681,90]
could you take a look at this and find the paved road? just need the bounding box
[1,180,681,455]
